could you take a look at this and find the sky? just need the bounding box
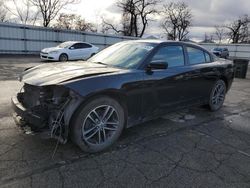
[5,0,250,41]
[68,0,250,41]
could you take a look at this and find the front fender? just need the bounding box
[62,71,141,97]
[65,76,122,96]
[61,71,143,137]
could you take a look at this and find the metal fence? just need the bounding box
[0,22,137,54]
[200,43,250,59]
[1,22,250,59]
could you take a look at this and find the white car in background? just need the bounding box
[40,41,99,62]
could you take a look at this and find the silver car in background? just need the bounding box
[40,41,99,62]
[212,47,229,59]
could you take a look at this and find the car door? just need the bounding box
[67,43,81,60]
[184,45,218,101]
[141,44,191,118]
[78,43,93,59]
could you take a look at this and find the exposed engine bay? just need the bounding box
[13,84,82,143]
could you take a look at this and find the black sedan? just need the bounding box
[12,40,234,152]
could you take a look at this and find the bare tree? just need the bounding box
[117,0,138,36]
[161,2,192,41]
[30,0,79,27]
[54,13,97,32]
[214,25,226,43]
[75,17,97,32]
[103,0,160,37]
[202,32,215,43]
[121,11,133,36]
[4,0,39,25]
[101,17,125,35]
[0,0,8,22]
[225,15,249,43]
[102,0,139,36]
[136,0,159,37]
[100,19,109,34]
[54,13,75,29]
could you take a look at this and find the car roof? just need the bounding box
[63,41,91,44]
[214,47,228,49]
[124,39,204,49]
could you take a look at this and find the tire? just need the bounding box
[59,53,68,62]
[208,80,226,111]
[70,96,125,153]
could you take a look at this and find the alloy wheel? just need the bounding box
[211,81,225,107]
[59,54,68,62]
[82,105,119,145]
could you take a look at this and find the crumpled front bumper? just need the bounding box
[11,96,46,129]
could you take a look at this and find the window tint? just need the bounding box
[151,45,185,68]
[71,43,92,49]
[79,43,92,48]
[204,52,211,62]
[187,47,206,65]
[71,43,80,49]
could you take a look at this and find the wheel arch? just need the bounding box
[67,89,128,137]
[83,90,128,116]
[59,53,68,61]
[220,76,228,91]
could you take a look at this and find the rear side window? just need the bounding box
[187,47,207,65]
[72,43,92,49]
[79,43,92,48]
[151,45,185,68]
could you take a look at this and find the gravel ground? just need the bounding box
[0,56,250,188]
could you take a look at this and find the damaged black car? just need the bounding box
[12,40,234,152]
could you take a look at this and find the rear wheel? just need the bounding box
[71,96,125,153]
[209,80,226,111]
[59,53,68,62]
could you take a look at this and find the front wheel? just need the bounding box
[59,53,68,62]
[71,96,125,153]
[209,80,226,111]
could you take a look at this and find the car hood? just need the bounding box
[41,47,62,53]
[19,62,122,86]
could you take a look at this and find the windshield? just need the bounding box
[88,42,157,69]
[58,42,75,48]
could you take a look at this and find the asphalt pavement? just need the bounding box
[0,56,250,188]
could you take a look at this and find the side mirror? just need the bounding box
[146,60,168,72]
[69,46,75,50]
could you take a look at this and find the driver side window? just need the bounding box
[71,43,84,49]
[70,43,78,49]
[151,45,185,68]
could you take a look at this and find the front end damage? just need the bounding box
[11,83,82,143]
